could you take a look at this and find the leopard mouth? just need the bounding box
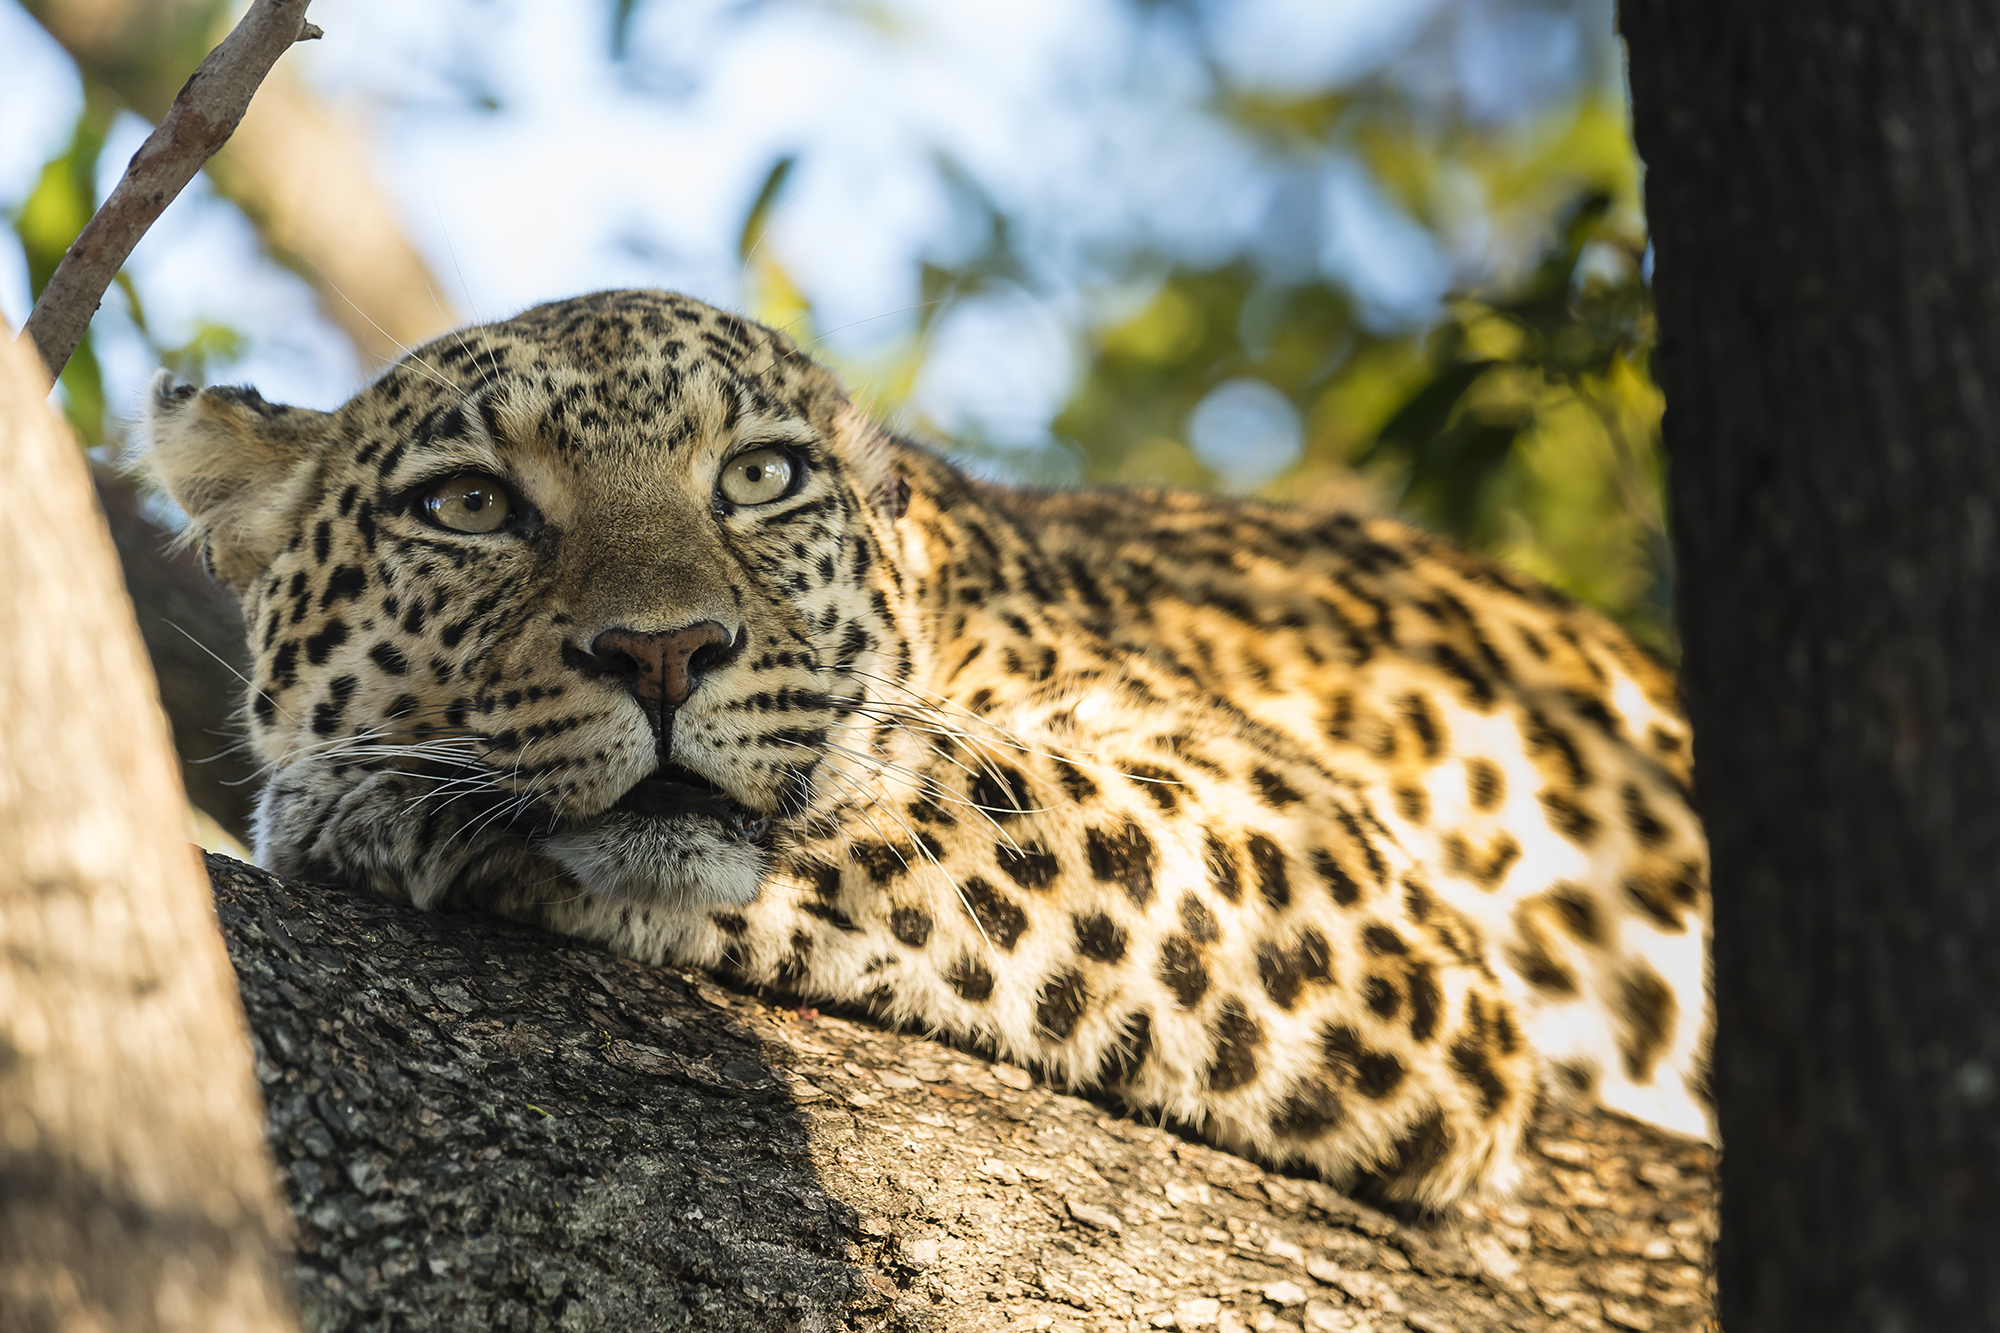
[613,762,773,845]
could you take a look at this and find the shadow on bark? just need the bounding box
[211,853,1718,1332]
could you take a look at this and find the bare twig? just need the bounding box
[18,0,322,382]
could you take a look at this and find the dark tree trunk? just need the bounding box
[208,853,1718,1332]
[93,461,259,839]
[1624,5,2000,1328]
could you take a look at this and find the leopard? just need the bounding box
[142,288,1711,1207]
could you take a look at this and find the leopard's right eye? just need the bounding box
[423,475,515,534]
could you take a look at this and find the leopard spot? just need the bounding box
[1400,692,1445,761]
[970,763,1035,821]
[1547,884,1603,944]
[1375,1106,1453,1193]
[1554,1059,1597,1095]
[1616,964,1677,1082]
[1178,892,1220,943]
[851,840,911,883]
[1252,767,1301,807]
[1624,871,1691,933]
[794,859,843,900]
[1504,918,1577,996]
[1622,781,1669,847]
[1362,924,1407,956]
[1312,849,1361,906]
[799,901,858,932]
[1394,784,1428,824]
[1158,934,1210,1009]
[1204,999,1263,1093]
[962,876,1028,950]
[711,912,748,937]
[1124,762,1181,812]
[1450,1035,1508,1118]
[1094,1011,1152,1086]
[1364,975,1400,1018]
[1270,1076,1344,1140]
[889,907,933,948]
[1053,760,1099,802]
[774,931,813,987]
[1407,963,1442,1043]
[1035,969,1088,1040]
[1247,833,1289,909]
[1086,821,1157,907]
[1204,830,1243,903]
[947,955,995,1002]
[1443,830,1521,891]
[1539,789,1600,845]
[997,839,1060,891]
[1465,757,1505,811]
[1322,1024,1406,1098]
[1073,911,1128,963]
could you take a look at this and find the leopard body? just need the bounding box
[144,289,1710,1205]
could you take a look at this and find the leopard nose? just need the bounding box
[590,622,733,707]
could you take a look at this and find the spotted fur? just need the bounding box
[143,290,1710,1206]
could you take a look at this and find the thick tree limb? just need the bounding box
[0,330,297,1330]
[19,0,323,381]
[211,852,1717,1332]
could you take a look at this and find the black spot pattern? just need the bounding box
[997,839,1060,890]
[1158,935,1210,1009]
[1204,999,1263,1093]
[1072,912,1128,962]
[1313,849,1361,906]
[1322,1024,1406,1099]
[1035,969,1088,1040]
[1085,821,1156,906]
[1204,831,1243,903]
[1270,1076,1344,1139]
[1247,834,1289,908]
[961,876,1028,950]
[889,907,932,948]
[947,955,995,1002]
[1094,1012,1152,1086]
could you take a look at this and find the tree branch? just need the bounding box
[212,853,1718,1332]
[18,0,322,381]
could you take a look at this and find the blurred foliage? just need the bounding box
[12,82,111,445]
[11,82,246,449]
[729,50,1673,654]
[13,0,1666,652]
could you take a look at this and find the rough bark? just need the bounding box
[25,0,457,366]
[1622,3,2000,1329]
[0,329,298,1330]
[20,0,324,380]
[209,851,1716,1333]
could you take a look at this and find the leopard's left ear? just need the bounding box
[139,370,331,593]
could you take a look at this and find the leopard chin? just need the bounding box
[539,763,775,909]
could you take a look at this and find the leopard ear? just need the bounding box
[140,370,329,593]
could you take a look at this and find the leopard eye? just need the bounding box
[718,447,796,506]
[423,475,514,533]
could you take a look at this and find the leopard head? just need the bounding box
[145,290,914,912]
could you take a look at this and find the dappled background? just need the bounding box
[0,0,1669,653]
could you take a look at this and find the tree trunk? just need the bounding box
[92,460,259,837]
[1624,5,2000,1328]
[208,850,1717,1332]
[0,328,297,1331]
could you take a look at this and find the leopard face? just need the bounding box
[148,292,909,912]
[147,289,1712,1206]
